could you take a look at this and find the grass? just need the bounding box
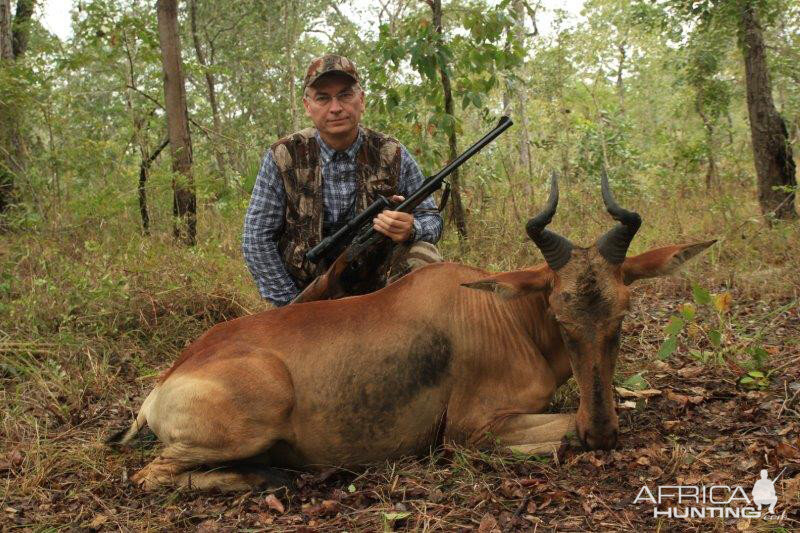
[1,176,798,530]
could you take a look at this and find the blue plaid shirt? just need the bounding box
[243,129,443,306]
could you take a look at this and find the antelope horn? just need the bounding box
[596,168,642,264]
[526,172,573,270]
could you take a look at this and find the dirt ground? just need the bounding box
[2,281,799,532]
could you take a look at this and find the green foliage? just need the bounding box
[657,281,794,393]
[621,372,649,390]
[367,0,521,171]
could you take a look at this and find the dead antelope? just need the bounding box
[109,172,714,491]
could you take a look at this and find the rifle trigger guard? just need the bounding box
[438,181,451,212]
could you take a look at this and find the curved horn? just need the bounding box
[596,168,642,264]
[526,172,573,270]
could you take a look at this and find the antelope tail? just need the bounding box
[105,387,157,447]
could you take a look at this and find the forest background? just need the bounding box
[1,0,799,530]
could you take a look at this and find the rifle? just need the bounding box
[291,115,513,304]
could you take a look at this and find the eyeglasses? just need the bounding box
[308,89,359,106]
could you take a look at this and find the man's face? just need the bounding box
[303,73,365,140]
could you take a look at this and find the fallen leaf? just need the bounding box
[498,480,522,498]
[264,494,285,514]
[677,366,703,378]
[651,360,670,371]
[195,520,221,533]
[539,496,552,509]
[616,387,661,399]
[320,500,339,516]
[478,513,499,533]
[637,457,651,466]
[618,400,637,409]
[586,453,607,467]
[776,442,799,460]
[666,390,689,407]
[88,514,108,530]
[663,420,680,430]
[687,323,702,339]
[8,450,23,467]
[429,488,444,502]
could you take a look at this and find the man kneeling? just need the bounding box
[243,54,443,307]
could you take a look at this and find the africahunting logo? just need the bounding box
[634,468,786,520]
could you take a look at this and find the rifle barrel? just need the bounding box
[396,115,513,212]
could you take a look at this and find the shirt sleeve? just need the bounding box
[242,150,299,306]
[397,146,443,244]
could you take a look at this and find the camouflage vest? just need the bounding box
[270,126,403,286]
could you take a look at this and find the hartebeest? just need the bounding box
[110,172,714,491]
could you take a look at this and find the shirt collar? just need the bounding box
[316,127,364,164]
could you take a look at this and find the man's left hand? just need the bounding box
[373,195,414,243]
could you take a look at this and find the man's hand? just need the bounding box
[373,195,414,243]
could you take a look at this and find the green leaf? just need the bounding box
[708,329,722,348]
[348,484,356,493]
[680,303,696,321]
[692,284,711,306]
[689,349,705,362]
[658,336,677,360]
[621,372,648,391]
[748,346,768,369]
[665,316,685,336]
[748,370,765,378]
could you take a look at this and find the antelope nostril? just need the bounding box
[581,428,619,451]
[577,429,589,450]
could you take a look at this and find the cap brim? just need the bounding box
[306,70,358,88]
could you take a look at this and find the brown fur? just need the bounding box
[114,240,713,491]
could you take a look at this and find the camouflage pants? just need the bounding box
[387,241,443,284]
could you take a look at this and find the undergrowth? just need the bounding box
[1,179,798,530]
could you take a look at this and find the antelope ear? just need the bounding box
[462,267,552,299]
[621,240,716,285]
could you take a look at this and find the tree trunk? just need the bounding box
[695,94,719,190]
[139,137,170,235]
[511,0,533,185]
[156,0,197,245]
[0,0,34,215]
[11,0,33,57]
[189,0,227,185]
[739,3,797,220]
[285,0,299,132]
[430,0,467,239]
[616,40,626,113]
[0,0,10,60]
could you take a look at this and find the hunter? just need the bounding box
[243,54,444,307]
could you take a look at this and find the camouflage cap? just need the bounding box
[303,54,360,88]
